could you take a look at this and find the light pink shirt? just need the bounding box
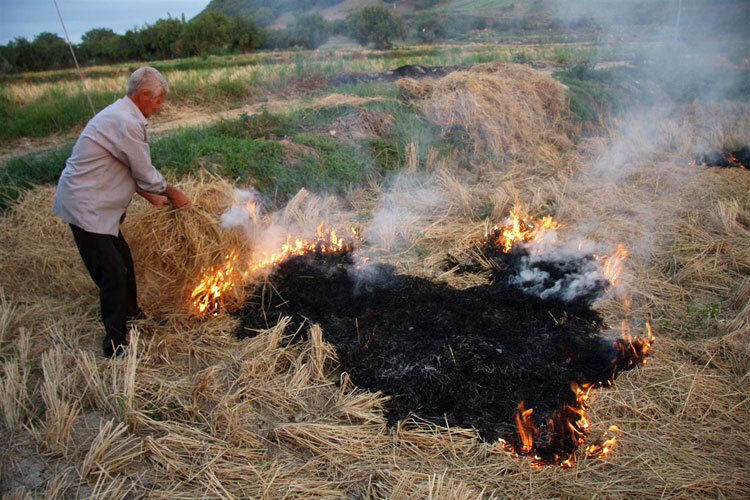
[52,96,167,236]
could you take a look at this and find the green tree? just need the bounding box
[347,5,407,50]
[260,28,294,49]
[177,11,231,55]
[413,12,446,43]
[27,32,70,71]
[290,12,330,49]
[139,17,183,59]
[2,38,30,72]
[79,28,121,63]
[115,29,142,61]
[229,16,266,52]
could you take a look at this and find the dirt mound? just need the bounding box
[329,108,394,141]
[329,64,463,86]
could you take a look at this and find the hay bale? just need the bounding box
[396,77,434,101]
[400,63,566,156]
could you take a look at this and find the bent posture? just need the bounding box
[52,66,189,357]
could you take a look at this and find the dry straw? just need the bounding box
[122,175,251,316]
[398,62,567,156]
[1,67,749,498]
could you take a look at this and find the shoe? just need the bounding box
[103,337,128,358]
[131,318,168,329]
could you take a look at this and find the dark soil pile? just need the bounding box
[329,64,463,86]
[235,244,645,461]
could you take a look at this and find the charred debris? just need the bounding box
[234,231,651,465]
[692,146,749,169]
[329,64,463,86]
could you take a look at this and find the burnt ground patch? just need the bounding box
[329,64,464,87]
[694,146,750,169]
[235,247,639,460]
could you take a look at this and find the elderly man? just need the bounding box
[52,66,189,357]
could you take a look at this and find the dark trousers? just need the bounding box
[69,224,141,356]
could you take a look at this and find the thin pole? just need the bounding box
[52,0,96,116]
[674,0,682,43]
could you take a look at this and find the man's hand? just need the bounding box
[137,189,170,206]
[163,185,190,208]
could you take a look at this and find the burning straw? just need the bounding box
[122,176,251,317]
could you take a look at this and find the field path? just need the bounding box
[0,93,390,162]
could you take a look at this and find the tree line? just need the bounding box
[0,5,513,74]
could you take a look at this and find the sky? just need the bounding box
[0,0,209,44]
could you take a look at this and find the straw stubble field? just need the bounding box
[0,62,748,498]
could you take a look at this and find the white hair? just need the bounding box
[127,66,169,97]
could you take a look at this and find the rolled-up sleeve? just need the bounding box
[115,121,167,194]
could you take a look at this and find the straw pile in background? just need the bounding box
[398,62,568,156]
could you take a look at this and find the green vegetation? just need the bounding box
[0,89,122,141]
[289,12,331,50]
[346,6,409,50]
[553,63,642,130]
[0,145,73,208]
[656,302,725,340]
[0,99,441,209]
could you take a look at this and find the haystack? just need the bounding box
[398,62,567,156]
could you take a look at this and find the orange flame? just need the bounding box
[506,322,653,468]
[190,225,355,315]
[190,249,242,315]
[488,206,561,252]
[515,401,537,454]
[600,243,628,286]
[585,425,620,458]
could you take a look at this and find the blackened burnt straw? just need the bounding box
[234,214,653,467]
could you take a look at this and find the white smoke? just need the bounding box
[220,188,263,231]
[506,231,620,303]
[362,171,444,252]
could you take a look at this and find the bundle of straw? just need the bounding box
[123,176,251,317]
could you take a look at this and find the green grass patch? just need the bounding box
[367,138,403,172]
[153,124,375,197]
[0,89,121,141]
[0,145,73,209]
[0,98,450,209]
[656,302,725,341]
[553,63,642,131]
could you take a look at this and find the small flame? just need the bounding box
[585,425,620,458]
[190,249,242,315]
[515,401,537,454]
[486,205,560,253]
[600,243,628,286]
[505,322,653,468]
[190,225,356,315]
[245,200,260,224]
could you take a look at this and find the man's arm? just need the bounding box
[137,185,189,208]
[137,189,169,206]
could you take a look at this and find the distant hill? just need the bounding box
[201,0,535,27]
[201,0,750,35]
